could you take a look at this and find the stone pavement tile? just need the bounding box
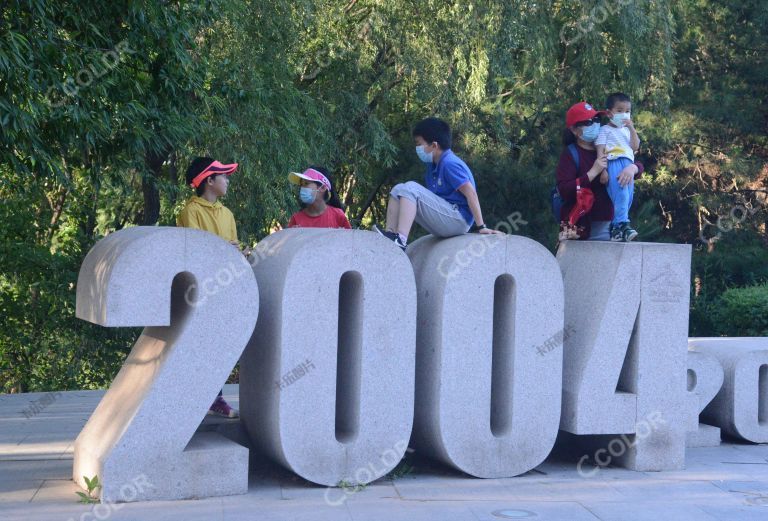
[222,497,354,521]
[30,414,89,426]
[280,478,399,503]
[0,431,28,445]
[20,420,89,434]
[580,501,720,521]
[0,393,95,415]
[542,464,652,482]
[468,500,599,521]
[345,498,474,521]
[392,474,520,501]
[643,447,768,482]
[0,458,72,482]
[0,437,70,461]
[34,419,89,431]
[726,441,768,458]
[607,478,739,503]
[730,444,768,463]
[639,467,759,482]
[8,429,75,441]
[2,497,227,521]
[525,461,583,480]
[712,480,768,496]
[0,480,43,503]
[698,503,768,520]
[105,498,226,521]
[692,444,768,464]
[30,479,81,503]
[501,479,628,502]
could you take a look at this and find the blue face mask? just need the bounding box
[299,187,317,204]
[580,122,600,142]
[611,112,630,127]
[415,145,434,164]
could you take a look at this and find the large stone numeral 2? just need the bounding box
[73,227,259,502]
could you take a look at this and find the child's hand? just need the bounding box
[624,118,634,130]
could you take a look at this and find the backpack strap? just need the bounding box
[567,143,580,170]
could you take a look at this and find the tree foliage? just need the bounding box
[1,0,766,392]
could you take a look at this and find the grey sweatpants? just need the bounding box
[390,181,472,238]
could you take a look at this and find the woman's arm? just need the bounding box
[556,149,606,201]
[634,160,644,179]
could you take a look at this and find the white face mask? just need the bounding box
[415,145,434,164]
[611,112,630,127]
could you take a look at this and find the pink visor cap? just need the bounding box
[190,160,238,188]
[288,168,331,191]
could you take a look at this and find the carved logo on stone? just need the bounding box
[648,263,686,303]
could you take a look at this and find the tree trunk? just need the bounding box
[354,170,394,223]
[167,150,179,207]
[142,149,168,225]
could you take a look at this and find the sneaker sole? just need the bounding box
[624,230,638,242]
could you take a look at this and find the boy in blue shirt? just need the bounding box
[375,118,499,250]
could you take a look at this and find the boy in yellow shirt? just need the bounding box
[177,156,241,418]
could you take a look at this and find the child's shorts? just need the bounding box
[390,181,471,238]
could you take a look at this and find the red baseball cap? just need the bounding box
[565,102,605,127]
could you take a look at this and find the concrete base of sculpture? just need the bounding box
[686,425,722,447]
[556,241,691,471]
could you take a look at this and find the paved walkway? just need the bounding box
[2,387,768,520]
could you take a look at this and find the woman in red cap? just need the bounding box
[556,102,645,241]
[287,166,351,229]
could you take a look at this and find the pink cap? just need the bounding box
[190,160,238,188]
[288,168,331,191]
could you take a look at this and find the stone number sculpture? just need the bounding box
[73,228,259,501]
[73,227,768,502]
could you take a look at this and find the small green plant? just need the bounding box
[76,475,100,504]
[337,479,367,493]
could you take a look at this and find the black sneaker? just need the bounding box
[610,224,623,242]
[373,224,407,251]
[621,222,638,242]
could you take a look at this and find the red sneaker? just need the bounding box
[208,396,239,418]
